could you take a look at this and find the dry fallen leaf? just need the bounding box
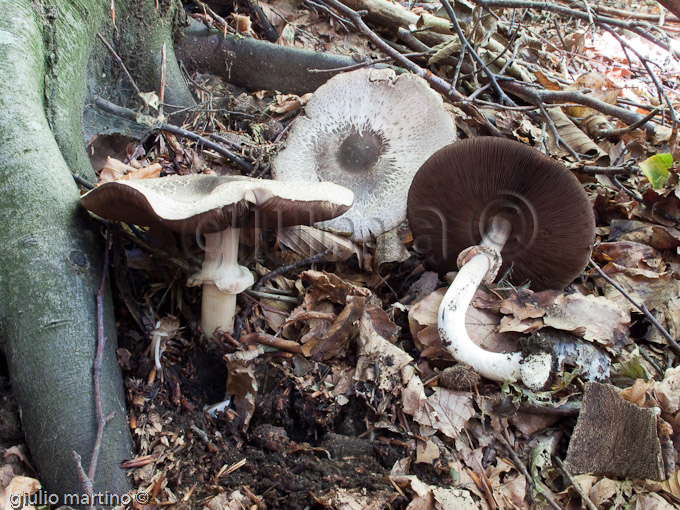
[402,375,474,439]
[99,156,162,183]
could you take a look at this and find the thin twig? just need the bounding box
[320,0,504,136]
[594,108,661,138]
[96,33,140,95]
[500,80,659,135]
[495,427,539,509]
[575,164,633,175]
[601,26,678,127]
[89,230,113,483]
[441,0,516,106]
[309,52,430,73]
[72,173,95,190]
[253,247,332,291]
[589,258,680,356]
[93,97,255,173]
[553,457,599,510]
[72,451,94,509]
[470,0,673,53]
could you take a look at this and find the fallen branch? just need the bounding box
[589,258,680,357]
[500,80,660,136]
[470,0,674,53]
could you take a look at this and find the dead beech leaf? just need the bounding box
[278,225,362,264]
[402,375,474,439]
[543,293,630,345]
[415,439,440,464]
[596,262,680,312]
[608,219,680,250]
[534,69,562,91]
[355,307,412,391]
[391,475,479,509]
[0,476,41,510]
[301,270,371,306]
[99,156,135,182]
[545,107,608,161]
[487,458,527,508]
[563,89,620,120]
[594,241,665,272]
[498,289,557,320]
[269,93,312,114]
[311,295,366,361]
[654,366,680,415]
[232,13,255,36]
[620,378,653,407]
[428,38,462,66]
[99,156,162,184]
[224,348,261,429]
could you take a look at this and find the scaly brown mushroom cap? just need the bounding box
[81,174,354,233]
[407,137,595,290]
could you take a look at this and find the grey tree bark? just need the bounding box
[0,0,193,503]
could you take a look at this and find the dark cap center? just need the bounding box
[336,131,383,173]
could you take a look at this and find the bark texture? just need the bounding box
[0,0,194,502]
[0,0,133,500]
[177,20,382,94]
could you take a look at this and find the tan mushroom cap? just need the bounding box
[272,67,457,241]
[407,138,595,290]
[81,174,354,233]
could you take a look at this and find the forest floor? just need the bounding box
[4,0,680,508]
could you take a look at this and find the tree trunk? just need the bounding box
[0,0,193,502]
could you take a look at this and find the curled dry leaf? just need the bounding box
[544,107,608,161]
[301,270,371,307]
[224,348,261,429]
[278,225,362,264]
[310,295,366,360]
[269,93,312,114]
[98,156,162,184]
[0,476,41,510]
[594,241,665,272]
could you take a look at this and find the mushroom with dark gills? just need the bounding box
[407,138,595,389]
[272,67,457,241]
[81,174,353,337]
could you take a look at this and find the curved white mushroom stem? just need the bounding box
[437,217,552,390]
[189,228,255,338]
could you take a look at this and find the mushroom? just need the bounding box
[81,174,354,337]
[272,67,456,241]
[407,138,595,389]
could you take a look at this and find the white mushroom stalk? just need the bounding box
[188,228,255,338]
[437,217,552,390]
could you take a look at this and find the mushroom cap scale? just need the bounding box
[272,68,457,241]
[407,137,595,290]
[81,174,354,234]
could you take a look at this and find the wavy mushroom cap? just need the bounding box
[81,174,354,234]
[272,68,457,241]
[407,138,595,290]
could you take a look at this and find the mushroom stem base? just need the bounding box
[201,283,238,338]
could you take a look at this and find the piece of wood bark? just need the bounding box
[565,382,667,480]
